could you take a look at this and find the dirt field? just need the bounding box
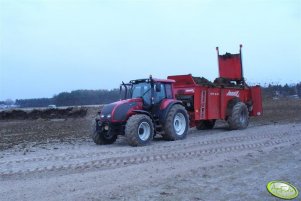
[0,107,94,150]
[0,99,300,201]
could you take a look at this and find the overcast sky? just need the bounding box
[0,0,300,100]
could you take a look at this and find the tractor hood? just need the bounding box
[100,98,143,122]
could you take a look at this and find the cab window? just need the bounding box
[154,83,166,103]
[165,84,173,99]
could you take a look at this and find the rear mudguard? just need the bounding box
[132,110,156,126]
[159,100,183,125]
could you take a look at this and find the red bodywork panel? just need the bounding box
[216,45,243,81]
[160,99,179,110]
[250,86,263,116]
[110,98,143,123]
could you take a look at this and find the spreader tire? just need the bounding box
[227,102,249,130]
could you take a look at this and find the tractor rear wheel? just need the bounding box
[125,114,154,146]
[227,102,249,130]
[196,120,216,130]
[92,121,117,145]
[163,104,189,141]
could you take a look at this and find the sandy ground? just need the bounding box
[1,122,300,201]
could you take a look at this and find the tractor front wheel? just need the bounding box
[92,122,117,145]
[163,104,189,141]
[125,114,154,146]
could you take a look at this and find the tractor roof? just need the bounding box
[130,78,175,84]
[152,78,175,83]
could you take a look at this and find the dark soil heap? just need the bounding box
[0,107,88,120]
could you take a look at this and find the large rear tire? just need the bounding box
[227,102,249,130]
[196,120,216,130]
[125,114,154,146]
[163,104,189,141]
[92,121,117,145]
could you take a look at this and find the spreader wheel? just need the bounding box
[227,102,249,130]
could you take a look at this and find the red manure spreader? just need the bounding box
[93,45,262,146]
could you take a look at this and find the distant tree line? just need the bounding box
[15,89,120,108]
[2,83,300,108]
[262,83,301,99]
[15,98,54,108]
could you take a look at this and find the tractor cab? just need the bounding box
[120,76,175,111]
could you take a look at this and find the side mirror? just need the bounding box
[155,83,161,92]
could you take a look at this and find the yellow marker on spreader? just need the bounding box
[267,180,299,200]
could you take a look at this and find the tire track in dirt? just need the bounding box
[1,134,300,177]
[0,131,291,166]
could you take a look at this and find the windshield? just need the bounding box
[131,82,151,99]
[120,82,152,100]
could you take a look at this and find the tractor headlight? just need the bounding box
[104,125,109,131]
[100,114,111,119]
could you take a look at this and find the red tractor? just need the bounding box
[92,76,189,146]
[92,45,262,146]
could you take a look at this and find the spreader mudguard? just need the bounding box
[250,86,263,116]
